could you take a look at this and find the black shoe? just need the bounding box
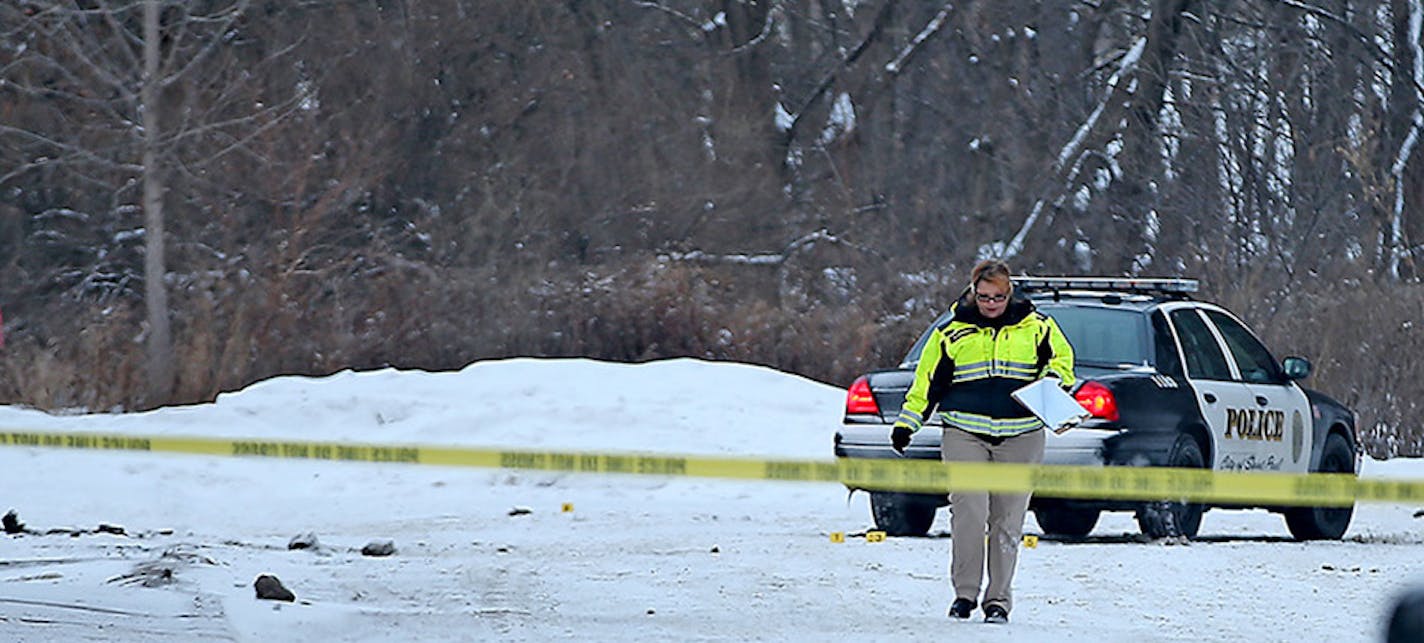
[983,604,1009,624]
[947,598,975,619]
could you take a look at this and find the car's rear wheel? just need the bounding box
[1284,433,1355,540]
[1033,500,1100,538]
[869,491,939,537]
[1135,436,1205,539]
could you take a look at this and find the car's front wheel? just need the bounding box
[1135,436,1206,539]
[869,491,939,537]
[1284,433,1355,540]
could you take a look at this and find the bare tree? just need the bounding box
[1,0,309,405]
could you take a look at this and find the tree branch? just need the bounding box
[728,0,780,55]
[175,96,308,167]
[159,1,249,89]
[629,0,703,30]
[1389,0,1424,280]
[660,228,887,266]
[783,1,895,149]
[47,7,139,97]
[999,36,1148,260]
[95,0,145,74]
[0,123,145,174]
[1276,0,1424,97]
[0,75,139,128]
[885,2,954,75]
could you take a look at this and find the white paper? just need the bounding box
[1011,378,1092,433]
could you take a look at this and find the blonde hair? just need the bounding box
[970,259,1013,294]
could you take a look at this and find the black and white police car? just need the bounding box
[834,277,1360,540]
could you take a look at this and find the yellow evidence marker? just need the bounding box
[561,502,574,513]
[1022,535,1038,548]
[865,530,887,543]
[829,532,846,543]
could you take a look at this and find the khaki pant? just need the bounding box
[942,426,1044,614]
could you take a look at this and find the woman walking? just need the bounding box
[890,259,1075,624]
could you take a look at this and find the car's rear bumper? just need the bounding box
[834,424,1119,469]
[834,424,1195,512]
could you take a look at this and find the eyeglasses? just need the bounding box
[975,292,1008,303]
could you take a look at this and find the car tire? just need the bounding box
[1033,501,1101,538]
[869,491,938,537]
[1135,436,1205,539]
[1284,433,1356,540]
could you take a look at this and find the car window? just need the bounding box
[1041,306,1148,367]
[1169,309,1234,381]
[1151,311,1185,378]
[900,307,957,367]
[1204,310,1284,384]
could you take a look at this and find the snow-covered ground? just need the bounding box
[1,358,1421,642]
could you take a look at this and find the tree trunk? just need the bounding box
[142,0,173,404]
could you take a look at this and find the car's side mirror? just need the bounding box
[1282,356,1312,380]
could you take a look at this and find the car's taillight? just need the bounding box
[845,376,880,415]
[1074,380,1119,422]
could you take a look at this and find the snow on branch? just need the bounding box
[1280,0,1424,98]
[783,2,894,145]
[1056,37,1146,172]
[885,2,954,75]
[661,229,884,267]
[661,250,786,266]
[998,37,1146,261]
[1389,0,1424,280]
[729,0,780,54]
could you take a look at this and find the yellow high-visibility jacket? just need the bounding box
[893,297,1075,438]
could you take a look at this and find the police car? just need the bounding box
[834,277,1360,540]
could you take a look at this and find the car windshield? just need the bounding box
[900,303,1149,369]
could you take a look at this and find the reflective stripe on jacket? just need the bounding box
[893,297,1075,438]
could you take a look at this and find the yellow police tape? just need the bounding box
[2,429,1421,507]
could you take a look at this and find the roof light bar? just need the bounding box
[1012,276,1200,294]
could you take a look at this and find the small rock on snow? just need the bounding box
[254,574,296,602]
[3,509,25,534]
[362,539,397,557]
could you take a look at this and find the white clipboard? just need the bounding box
[1011,378,1091,434]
